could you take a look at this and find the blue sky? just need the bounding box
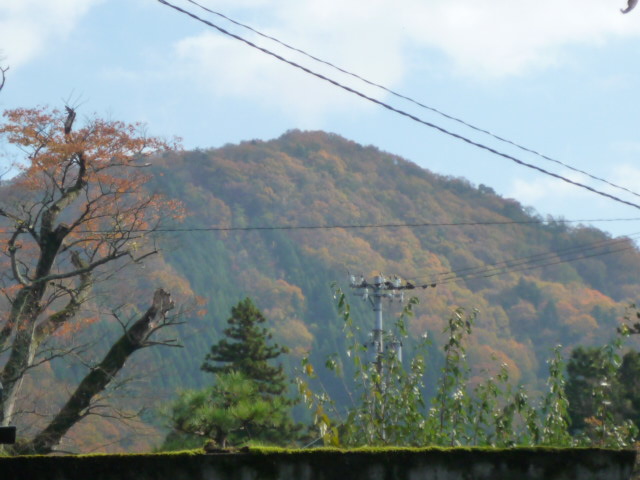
[2,0,640,238]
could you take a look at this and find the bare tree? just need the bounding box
[0,105,184,453]
[13,288,178,454]
[0,65,7,93]
[0,54,7,94]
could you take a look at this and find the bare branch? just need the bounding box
[40,151,87,236]
[31,250,130,284]
[0,206,25,225]
[13,288,177,454]
[8,228,30,287]
[63,106,76,136]
[0,106,185,451]
[0,65,7,93]
[32,251,93,349]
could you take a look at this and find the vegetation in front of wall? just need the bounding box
[154,290,640,453]
[565,304,640,442]
[297,286,640,449]
[161,298,303,450]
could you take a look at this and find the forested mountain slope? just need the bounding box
[149,129,640,391]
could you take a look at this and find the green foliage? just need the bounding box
[539,346,571,445]
[201,297,290,396]
[429,307,475,446]
[132,131,640,453]
[165,371,292,448]
[298,288,427,447]
[299,293,640,449]
[146,131,640,402]
[338,293,427,446]
[162,299,301,449]
[565,327,640,447]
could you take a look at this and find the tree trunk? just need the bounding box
[0,228,70,425]
[12,289,174,455]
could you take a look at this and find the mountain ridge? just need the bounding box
[146,129,640,391]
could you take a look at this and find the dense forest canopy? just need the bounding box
[5,128,639,451]
[149,130,640,393]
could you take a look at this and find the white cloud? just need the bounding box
[507,161,640,219]
[0,0,103,68]
[277,0,639,78]
[397,0,634,77]
[171,0,411,121]
[509,175,589,205]
[610,164,640,189]
[173,29,399,122]
[167,0,640,121]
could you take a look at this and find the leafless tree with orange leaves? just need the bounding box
[0,104,186,454]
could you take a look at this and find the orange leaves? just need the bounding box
[1,107,58,146]
[277,317,314,356]
[507,300,538,327]
[195,295,208,317]
[1,105,183,242]
[54,315,99,339]
[146,263,194,298]
[0,104,188,358]
[1,106,179,178]
[469,344,520,386]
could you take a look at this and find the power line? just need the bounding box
[184,0,640,201]
[435,243,635,286]
[156,0,640,213]
[383,243,634,290]
[1,216,639,236]
[147,216,639,232]
[396,233,640,289]
[417,233,640,284]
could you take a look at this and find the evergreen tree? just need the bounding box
[163,298,301,449]
[166,371,291,448]
[201,297,290,396]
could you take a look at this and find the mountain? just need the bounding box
[146,129,640,393]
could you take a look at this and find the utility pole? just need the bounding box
[349,274,404,373]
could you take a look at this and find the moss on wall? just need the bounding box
[0,447,635,480]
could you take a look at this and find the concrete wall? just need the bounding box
[0,447,635,480]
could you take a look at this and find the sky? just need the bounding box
[2,0,640,238]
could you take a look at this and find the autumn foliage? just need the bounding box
[149,130,640,396]
[0,106,184,453]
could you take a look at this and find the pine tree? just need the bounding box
[201,297,289,396]
[166,371,290,448]
[163,298,301,449]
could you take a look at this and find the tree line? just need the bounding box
[0,96,186,453]
[1,86,640,453]
[162,292,640,450]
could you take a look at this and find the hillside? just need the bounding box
[147,129,640,392]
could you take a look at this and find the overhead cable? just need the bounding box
[398,234,640,289]
[156,0,640,212]
[147,216,639,232]
[387,243,635,290]
[357,241,632,290]
[1,216,639,236]
[433,243,635,286]
[414,233,640,284]
[184,0,640,201]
